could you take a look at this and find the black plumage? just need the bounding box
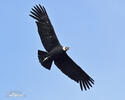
[30,4,94,91]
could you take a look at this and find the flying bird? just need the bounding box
[29,4,94,91]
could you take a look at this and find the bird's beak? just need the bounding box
[65,47,70,51]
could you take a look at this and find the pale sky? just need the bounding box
[0,0,125,100]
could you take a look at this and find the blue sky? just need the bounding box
[0,0,125,100]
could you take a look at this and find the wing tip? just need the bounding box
[29,4,46,21]
[79,78,94,91]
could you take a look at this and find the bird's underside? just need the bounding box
[30,4,94,91]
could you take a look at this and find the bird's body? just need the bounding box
[48,46,64,58]
[30,4,94,91]
[42,46,65,63]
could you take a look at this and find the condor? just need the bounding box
[30,4,94,91]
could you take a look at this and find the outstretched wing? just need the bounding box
[54,53,94,91]
[30,5,61,52]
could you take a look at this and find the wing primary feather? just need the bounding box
[31,8,41,17]
[82,81,87,90]
[33,6,42,15]
[84,81,90,89]
[87,80,93,87]
[36,5,42,13]
[29,14,40,21]
[39,4,44,13]
[33,6,39,12]
[30,11,40,20]
[79,81,83,91]
[89,78,94,84]
[43,6,48,15]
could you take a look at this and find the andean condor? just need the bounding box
[29,4,94,91]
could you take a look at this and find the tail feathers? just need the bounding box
[38,50,52,70]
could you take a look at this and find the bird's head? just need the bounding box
[63,46,70,51]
